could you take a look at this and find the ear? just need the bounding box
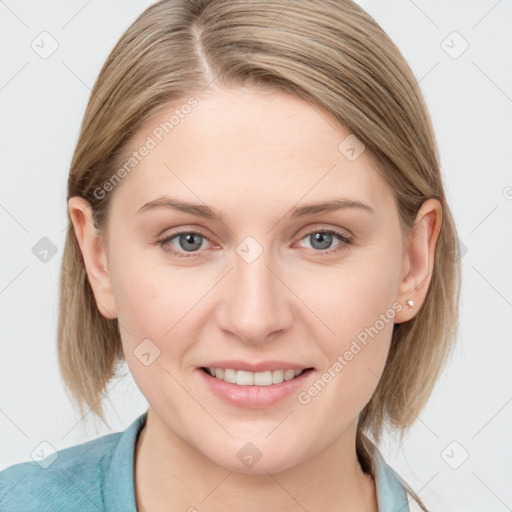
[68,196,118,319]
[394,198,442,323]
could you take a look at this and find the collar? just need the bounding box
[368,441,411,510]
[101,412,146,511]
[101,412,411,511]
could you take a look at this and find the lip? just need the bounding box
[197,366,315,409]
[199,360,312,372]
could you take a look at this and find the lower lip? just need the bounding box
[197,368,314,409]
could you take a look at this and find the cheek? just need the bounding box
[109,249,224,388]
[109,232,202,334]
[295,245,402,404]
[111,264,198,412]
[295,288,396,429]
[108,249,189,361]
[297,242,401,339]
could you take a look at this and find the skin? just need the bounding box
[69,85,441,512]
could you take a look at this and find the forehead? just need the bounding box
[109,87,393,219]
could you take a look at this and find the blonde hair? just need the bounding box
[59,0,460,506]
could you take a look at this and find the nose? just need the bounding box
[217,246,294,345]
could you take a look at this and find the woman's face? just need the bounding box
[103,86,408,473]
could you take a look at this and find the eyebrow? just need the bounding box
[136,195,375,219]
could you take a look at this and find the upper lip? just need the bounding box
[200,360,314,372]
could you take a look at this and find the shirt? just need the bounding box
[0,411,423,511]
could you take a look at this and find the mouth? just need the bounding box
[196,359,316,408]
[199,366,315,386]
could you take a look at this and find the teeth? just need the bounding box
[236,370,255,386]
[224,369,236,384]
[255,371,272,386]
[206,367,305,386]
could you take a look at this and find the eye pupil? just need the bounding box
[164,229,347,257]
[310,232,333,250]
[179,233,203,251]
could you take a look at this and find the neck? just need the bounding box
[134,408,378,512]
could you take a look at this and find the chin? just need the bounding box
[203,442,305,475]
[227,457,298,475]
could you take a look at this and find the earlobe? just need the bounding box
[394,198,442,323]
[67,196,118,319]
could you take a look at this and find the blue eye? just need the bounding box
[158,231,211,257]
[157,228,352,258]
[298,229,352,254]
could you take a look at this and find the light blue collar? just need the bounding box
[371,442,411,511]
[101,412,411,511]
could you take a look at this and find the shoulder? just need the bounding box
[0,427,123,512]
[405,488,455,512]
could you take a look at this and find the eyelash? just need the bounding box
[157,228,352,258]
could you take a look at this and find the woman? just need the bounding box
[0,0,460,510]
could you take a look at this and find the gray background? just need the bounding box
[1,0,511,510]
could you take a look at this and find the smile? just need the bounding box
[201,367,311,386]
